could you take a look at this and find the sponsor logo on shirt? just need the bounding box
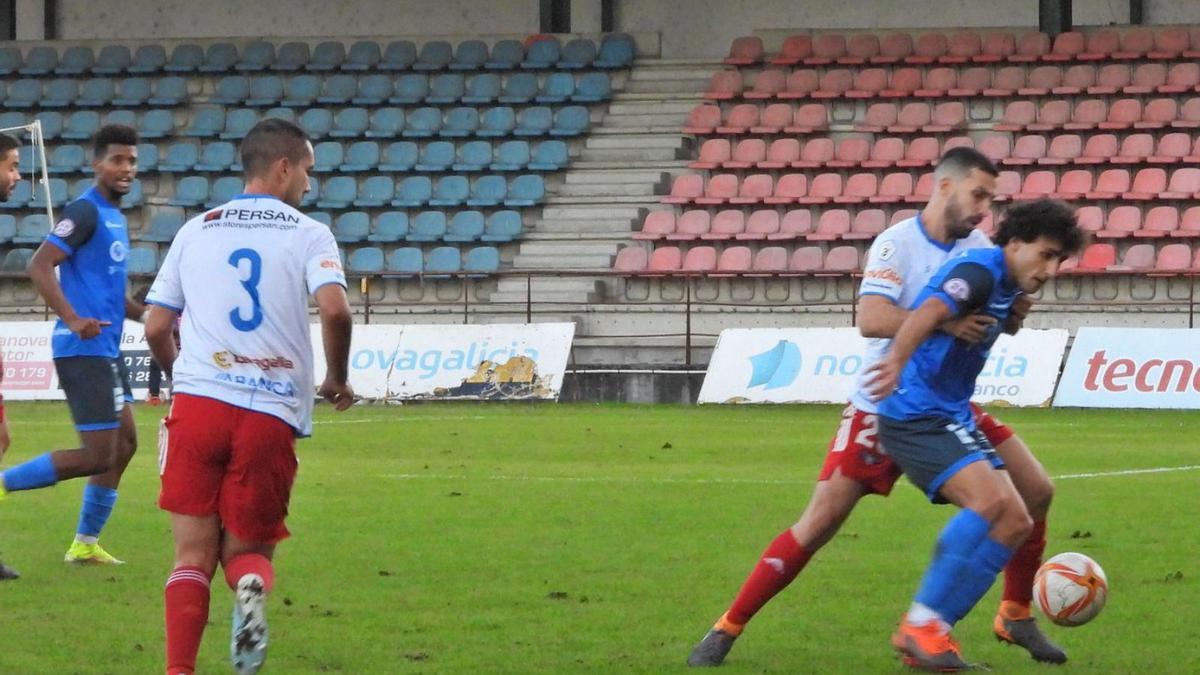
[943,278,970,302]
[863,268,903,286]
[52,218,75,237]
[212,351,295,371]
[109,240,127,263]
[204,209,223,222]
[877,240,896,261]
[320,258,343,271]
[215,372,297,398]
[105,220,122,230]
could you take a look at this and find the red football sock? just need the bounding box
[724,530,812,629]
[1001,519,1047,612]
[164,566,212,675]
[224,553,275,593]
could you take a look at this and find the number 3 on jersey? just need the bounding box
[228,248,264,332]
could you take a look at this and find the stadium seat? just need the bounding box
[380,141,418,171]
[755,138,799,169]
[340,141,380,172]
[348,74,391,105]
[784,246,822,273]
[448,39,488,71]
[1173,98,1200,129]
[307,41,346,72]
[1053,169,1092,199]
[536,72,575,103]
[380,40,417,71]
[872,172,914,203]
[1160,63,1199,93]
[482,140,520,171]
[414,41,453,71]
[1095,206,1141,239]
[896,137,939,167]
[211,75,249,105]
[1149,133,1191,164]
[613,246,649,273]
[1111,133,1153,164]
[60,110,100,140]
[683,104,721,135]
[0,214,18,244]
[163,43,202,73]
[213,108,253,140]
[32,111,64,140]
[195,141,236,172]
[41,78,80,108]
[385,247,423,275]
[135,142,159,171]
[246,75,284,106]
[1003,135,1046,166]
[1180,207,1200,238]
[691,139,730,170]
[498,72,537,104]
[1160,168,1200,199]
[798,173,842,205]
[703,70,743,100]
[313,74,353,105]
[1107,243,1155,272]
[709,246,752,276]
[836,173,878,203]
[354,175,394,208]
[347,246,384,274]
[315,176,356,209]
[331,107,369,138]
[1150,27,1189,59]
[12,214,50,244]
[1137,98,1177,130]
[462,73,501,104]
[703,210,745,240]
[744,69,786,100]
[732,174,774,205]
[909,32,950,63]
[126,244,158,275]
[823,245,860,273]
[828,138,869,168]
[1135,206,1181,238]
[807,209,851,241]
[0,47,18,76]
[770,35,812,65]
[486,40,524,70]
[1124,63,1165,94]
[551,106,589,136]
[558,38,597,69]
[529,140,567,171]
[444,210,485,242]
[366,107,405,138]
[148,76,187,106]
[723,139,765,169]
[407,211,447,242]
[522,37,562,69]
[512,106,551,136]
[0,247,34,273]
[847,68,888,98]
[414,141,453,171]
[204,176,240,208]
[441,107,480,137]
[425,246,462,277]
[402,107,442,138]
[663,174,703,205]
[4,79,42,109]
[594,33,635,68]
[160,142,199,172]
[140,210,185,243]
[199,43,239,73]
[1122,168,1166,200]
[107,77,149,107]
[167,176,207,207]
[236,41,275,72]
[428,73,466,104]
[272,42,310,72]
[680,246,717,274]
[429,175,468,207]
[368,211,408,243]
[390,74,429,105]
[463,246,500,277]
[20,46,57,75]
[505,175,544,206]
[635,211,675,240]
[300,177,318,207]
[481,210,522,243]
[725,36,764,65]
[333,211,370,243]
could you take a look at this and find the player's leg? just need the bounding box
[147,359,163,405]
[165,513,221,675]
[0,408,18,579]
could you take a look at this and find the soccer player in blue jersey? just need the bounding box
[1,124,143,565]
[866,199,1084,671]
[0,131,23,579]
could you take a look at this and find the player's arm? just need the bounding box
[314,284,354,411]
[144,305,180,379]
[1003,293,1031,335]
[27,202,107,339]
[858,293,997,343]
[125,295,147,322]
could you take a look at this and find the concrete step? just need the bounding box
[586,135,686,149]
[563,169,667,185]
[532,218,638,233]
[513,253,615,268]
[518,240,621,256]
[557,182,661,198]
[591,124,690,135]
[640,58,725,68]
[629,68,721,81]
[579,146,683,162]
[572,159,690,171]
[623,79,709,94]
[546,195,661,206]
[607,100,699,116]
[496,277,604,293]
[542,205,645,220]
[612,92,704,103]
[524,231,633,241]
[602,113,689,128]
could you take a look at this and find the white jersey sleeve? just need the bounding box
[146,234,185,312]
[857,228,909,302]
[304,226,346,295]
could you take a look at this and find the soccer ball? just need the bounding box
[1034,552,1108,627]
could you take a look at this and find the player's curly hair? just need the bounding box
[994,198,1086,257]
[93,124,138,158]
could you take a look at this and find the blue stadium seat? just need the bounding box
[536,72,575,103]
[347,246,384,274]
[425,246,462,277]
[246,75,284,106]
[164,43,203,73]
[220,108,258,140]
[0,214,15,243]
[367,108,405,139]
[317,74,355,105]
[491,140,531,170]
[482,210,523,242]
[1,181,31,208]
[200,43,239,73]
[450,40,488,71]
[403,107,442,138]
[136,143,159,171]
[81,77,118,107]
[573,72,611,102]
[462,73,501,104]
[467,175,506,207]
[595,33,635,69]
[127,244,158,275]
[48,145,86,174]
[463,246,501,276]
[94,45,132,75]
[313,141,344,172]
[344,41,381,71]
[454,140,494,171]
[140,210,185,242]
[307,41,345,71]
[237,41,275,71]
[354,175,394,207]
[427,73,465,104]
[391,73,428,104]
[0,47,21,75]
[69,177,91,200]
[211,75,249,105]
[161,142,199,172]
[529,139,568,170]
[551,106,590,136]
[0,111,23,131]
[283,74,321,106]
[414,41,452,71]
[381,40,417,70]
[415,141,454,171]
[0,248,34,272]
[149,76,187,106]
[271,42,310,72]
[74,78,110,107]
[368,211,408,243]
[57,46,95,75]
[486,40,523,70]
[445,210,485,242]
[16,146,33,171]
[333,211,370,243]
[353,74,393,105]
[514,106,553,136]
[440,107,479,137]
[430,175,468,206]
[340,141,380,172]
[206,176,242,208]
[330,107,369,138]
[558,38,597,69]
[505,175,545,206]
[196,141,236,171]
[498,73,537,103]
[309,211,332,227]
[185,107,225,137]
[113,77,151,106]
[121,179,144,208]
[104,109,136,128]
[20,46,57,75]
[380,141,418,171]
[392,176,432,207]
[300,176,318,207]
[60,110,101,140]
[264,107,296,122]
[43,79,79,108]
[128,44,167,74]
[299,108,334,139]
[31,179,68,209]
[521,38,561,69]
[408,211,447,242]
[386,246,423,275]
[33,111,64,139]
[168,176,208,207]
[316,176,356,209]
[5,79,40,108]
[13,214,50,244]
[478,106,516,137]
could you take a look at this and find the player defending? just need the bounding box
[145,118,354,675]
[689,148,1067,666]
[0,131,23,579]
[1,125,142,565]
[866,200,1083,671]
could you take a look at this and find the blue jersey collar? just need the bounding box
[83,185,119,209]
[916,212,955,252]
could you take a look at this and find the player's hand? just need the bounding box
[1005,294,1033,334]
[942,313,996,344]
[67,317,111,340]
[318,379,355,411]
[864,357,902,402]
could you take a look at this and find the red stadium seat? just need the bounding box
[789,245,824,272]
[758,138,800,169]
[1085,169,1130,199]
[951,67,991,96]
[646,246,683,274]
[751,103,794,133]
[1150,28,1189,59]
[1191,137,1200,163]
[690,138,730,169]
[1108,243,1155,272]
[1123,168,1166,200]
[771,35,812,65]
[908,32,948,64]
[666,210,710,240]
[1180,207,1200,238]
[1136,98,1177,129]
[871,172,914,203]
[995,100,1036,131]
[822,245,860,272]
[1075,243,1116,271]
[1053,64,1095,94]
[770,209,813,240]
[827,138,870,168]
[723,138,766,169]
[737,209,780,240]
[1172,97,1200,129]
[1003,135,1047,165]
[1149,133,1191,164]
[663,174,703,204]
[1013,170,1056,199]
[1088,64,1130,94]
[725,36,764,65]
[812,69,853,98]
[1045,31,1084,62]
[1076,134,1117,165]
[985,66,1026,95]
[1061,99,1105,130]
[1027,100,1070,131]
[613,246,649,273]
[1152,242,1190,271]
[1116,28,1154,60]
[926,102,965,132]
[916,67,957,96]
[873,32,913,64]
[810,209,851,240]
[780,69,819,99]
[808,34,847,65]
[704,70,743,100]
[1040,134,1082,165]
[1160,168,1200,199]
[1112,133,1153,164]
[1188,28,1200,58]
[846,68,888,98]
[978,134,1012,163]
[748,246,789,275]
[856,102,898,133]
[1125,63,1166,94]
[634,211,675,240]
[992,170,1021,201]
[888,102,931,133]
[882,66,922,97]
[891,208,919,224]
[842,34,881,64]
[729,174,773,204]
[1136,206,1181,238]
[941,136,974,152]
[682,246,718,273]
[976,32,1015,62]
[849,209,887,239]
[1011,31,1049,62]
[1080,29,1119,60]
[683,104,721,134]
[907,172,934,203]
[1159,63,1200,94]
[703,210,746,240]
[793,173,839,205]
[1055,169,1092,199]
[1075,205,1104,233]
[836,173,878,203]
[744,69,786,99]
[1098,206,1141,238]
[1021,65,1061,95]
[863,137,905,168]
[1098,98,1141,130]
[943,31,981,63]
[716,103,759,134]
[765,173,807,204]
[786,103,828,133]
[695,173,738,204]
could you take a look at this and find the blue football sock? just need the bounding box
[942,536,1016,625]
[76,484,119,539]
[912,509,992,622]
[1,453,60,492]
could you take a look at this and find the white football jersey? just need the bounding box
[146,194,346,436]
[848,215,992,413]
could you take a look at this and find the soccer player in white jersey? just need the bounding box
[144,118,354,675]
[689,148,1067,666]
[0,131,23,580]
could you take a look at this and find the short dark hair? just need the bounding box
[240,118,309,178]
[934,146,999,180]
[994,199,1085,257]
[93,124,138,158]
[0,132,19,158]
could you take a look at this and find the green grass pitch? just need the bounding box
[0,401,1197,673]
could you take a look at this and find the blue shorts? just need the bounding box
[55,356,132,432]
[878,415,1005,504]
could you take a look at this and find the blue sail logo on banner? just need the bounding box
[747,340,802,390]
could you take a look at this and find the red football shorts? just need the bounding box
[970,402,1015,447]
[158,393,298,544]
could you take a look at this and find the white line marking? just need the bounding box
[1052,464,1200,480]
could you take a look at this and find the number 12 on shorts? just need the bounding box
[228,248,264,332]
